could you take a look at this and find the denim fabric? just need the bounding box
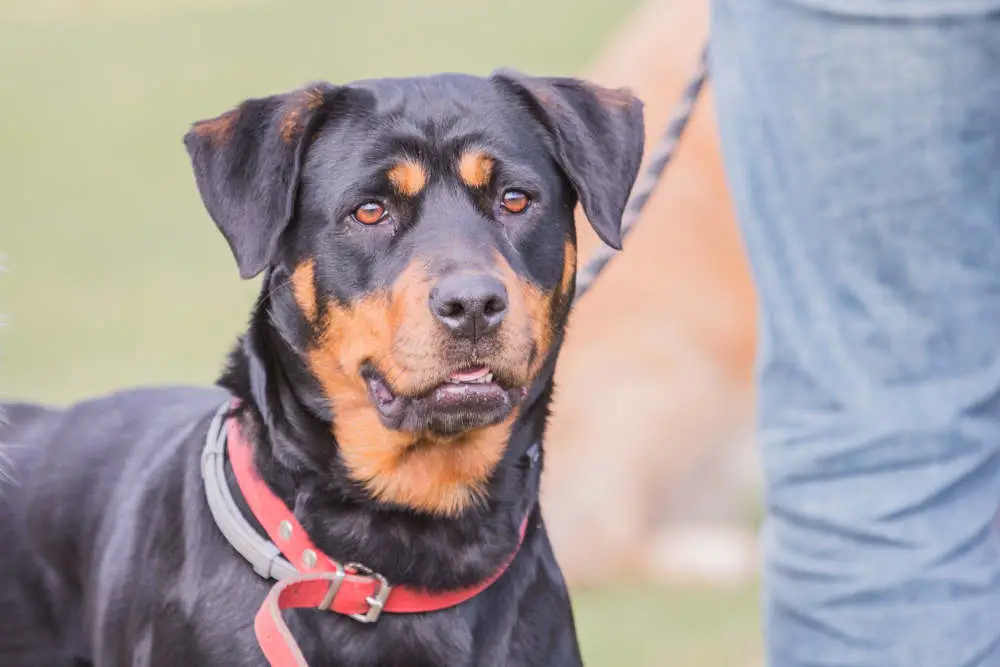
[788,0,1000,18]
[710,1,1000,665]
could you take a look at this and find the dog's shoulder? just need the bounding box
[3,386,229,556]
[2,386,227,475]
[1,385,269,665]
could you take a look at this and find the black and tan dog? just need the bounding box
[0,71,643,666]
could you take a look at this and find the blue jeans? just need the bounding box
[710,1,1000,665]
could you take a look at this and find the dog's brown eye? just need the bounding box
[353,201,387,225]
[501,190,530,214]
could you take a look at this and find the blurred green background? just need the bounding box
[0,1,760,664]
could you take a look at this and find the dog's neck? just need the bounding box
[216,290,561,590]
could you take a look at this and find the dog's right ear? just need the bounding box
[183,83,340,279]
[490,71,644,251]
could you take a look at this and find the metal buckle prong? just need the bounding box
[317,563,346,611]
[345,562,393,624]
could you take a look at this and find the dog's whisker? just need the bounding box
[250,278,294,322]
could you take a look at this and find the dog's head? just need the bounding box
[185,73,643,516]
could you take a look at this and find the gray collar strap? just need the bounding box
[201,401,541,583]
[200,402,298,581]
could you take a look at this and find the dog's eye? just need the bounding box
[352,201,388,225]
[500,190,530,214]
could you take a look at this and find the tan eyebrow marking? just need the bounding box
[458,150,495,189]
[387,159,427,196]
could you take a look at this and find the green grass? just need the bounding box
[574,583,762,667]
[0,2,762,665]
[0,0,640,402]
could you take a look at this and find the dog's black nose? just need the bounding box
[430,274,508,339]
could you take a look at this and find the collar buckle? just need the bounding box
[345,562,393,623]
[316,562,346,611]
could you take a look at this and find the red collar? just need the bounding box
[225,412,528,667]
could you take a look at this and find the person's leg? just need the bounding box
[710,1,1000,665]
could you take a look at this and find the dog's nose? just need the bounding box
[429,274,508,339]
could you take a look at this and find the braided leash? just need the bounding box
[574,46,710,301]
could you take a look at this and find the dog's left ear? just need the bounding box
[183,83,341,279]
[490,71,645,250]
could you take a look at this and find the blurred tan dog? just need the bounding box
[542,0,760,587]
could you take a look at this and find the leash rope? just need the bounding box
[574,46,710,301]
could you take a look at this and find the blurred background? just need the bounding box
[0,0,762,664]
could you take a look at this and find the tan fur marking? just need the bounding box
[192,108,240,144]
[345,414,513,516]
[491,251,556,378]
[305,263,525,516]
[303,87,325,111]
[291,259,317,322]
[591,83,636,109]
[560,238,578,298]
[302,248,574,515]
[280,87,326,144]
[387,160,427,197]
[458,150,495,189]
[521,279,552,376]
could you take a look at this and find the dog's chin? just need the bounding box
[362,364,527,437]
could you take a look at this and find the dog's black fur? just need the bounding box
[0,72,643,666]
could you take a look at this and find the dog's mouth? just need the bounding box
[361,363,527,436]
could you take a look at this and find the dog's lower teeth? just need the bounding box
[446,372,494,385]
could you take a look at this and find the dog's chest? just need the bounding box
[288,608,481,667]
